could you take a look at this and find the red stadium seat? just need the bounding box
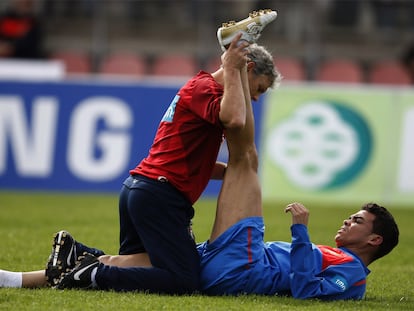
[50,51,92,74]
[151,54,197,76]
[316,59,364,83]
[274,57,306,81]
[368,60,412,85]
[99,53,147,77]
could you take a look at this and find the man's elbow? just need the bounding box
[222,116,245,129]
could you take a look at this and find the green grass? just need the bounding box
[0,191,413,310]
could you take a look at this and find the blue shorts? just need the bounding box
[198,217,290,295]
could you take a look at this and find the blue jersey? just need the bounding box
[198,217,370,300]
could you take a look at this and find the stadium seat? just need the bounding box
[368,60,412,85]
[316,59,364,83]
[151,54,197,76]
[274,57,306,81]
[99,53,147,77]
[50,51,92,74]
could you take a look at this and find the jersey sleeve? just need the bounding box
[289,224,366,300]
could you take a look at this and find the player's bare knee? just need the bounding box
[246,147,259,170]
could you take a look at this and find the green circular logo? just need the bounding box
[267,100,372,190]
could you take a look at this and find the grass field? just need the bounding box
[0,191,413,310]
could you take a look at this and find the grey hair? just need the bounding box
[247,43,282,88]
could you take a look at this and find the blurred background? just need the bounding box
[1,0,414,84]
[1,0,414,206]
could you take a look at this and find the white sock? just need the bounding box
[0,270,22,288]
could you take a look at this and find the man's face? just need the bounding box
[248,71,273,102]
[335,210,376,247]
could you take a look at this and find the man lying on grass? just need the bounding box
[197,201,399,300]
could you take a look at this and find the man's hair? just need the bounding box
[247,44,282,88]
[362,202,399,261]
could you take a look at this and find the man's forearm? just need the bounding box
[220,66,246,129]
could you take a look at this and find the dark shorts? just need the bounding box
[114,174,199,291]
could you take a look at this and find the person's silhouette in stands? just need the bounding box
[0,0,44,59]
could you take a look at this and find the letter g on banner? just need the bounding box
[67,96,132,181]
